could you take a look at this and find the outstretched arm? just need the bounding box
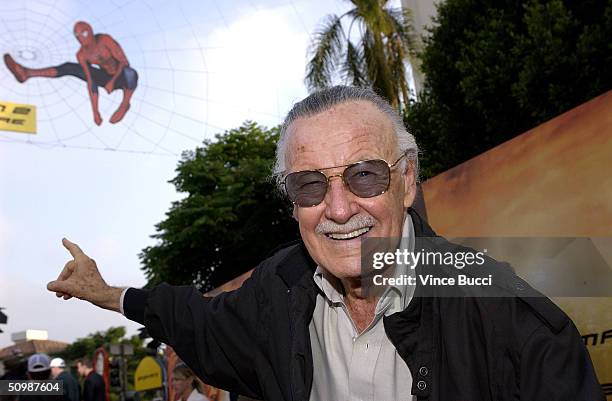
[47,238,122,311]
[103,35,129,93]
[77,51,102,125]
[123,275,263,398]
[48,238,264,398]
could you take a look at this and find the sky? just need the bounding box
[0,0,418,348]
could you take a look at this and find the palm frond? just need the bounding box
[367,29,397,106]
[341,41,366,86]
[305,14,345,91]
[361,30,377,84]
[387,36,410,107]
[353,0,388,37]
[384,7,418,57]
[305,0,415,109]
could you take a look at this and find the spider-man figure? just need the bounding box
[4,21,138,125]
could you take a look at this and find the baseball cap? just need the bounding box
[28,353,51,372]
[50,358,66,368]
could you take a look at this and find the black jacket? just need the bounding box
[125,210,604,401]
[57,371,80,401]
[83,372,105,401]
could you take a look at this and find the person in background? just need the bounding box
[0,357,27,380]
[23,354,62,401]
[26,353,53,381]
[50,358,80,401]
[0,358,26,401]
[172,363,209,401]
[76,357,105,401]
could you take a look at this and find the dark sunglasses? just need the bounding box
[283,153,408,207]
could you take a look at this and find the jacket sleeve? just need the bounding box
[124,267,264,399]
[519,320,605,401]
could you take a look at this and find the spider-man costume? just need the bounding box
[4,21,138,125]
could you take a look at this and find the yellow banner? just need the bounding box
[0,101,36,134]
[134,356,163,391]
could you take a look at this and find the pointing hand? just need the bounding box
[47,238,122,312]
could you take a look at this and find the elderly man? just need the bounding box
[48,86,603,400]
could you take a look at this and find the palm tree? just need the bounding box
[306,0,417,110]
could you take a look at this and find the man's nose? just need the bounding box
[324,176,356,223]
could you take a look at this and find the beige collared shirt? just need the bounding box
[309,215,416,401]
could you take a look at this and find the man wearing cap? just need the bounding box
[24,354,62,401]
[48,86,604,400]
[27,353,52,381]
[51,358,80,401]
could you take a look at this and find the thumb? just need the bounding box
[47,279,75,295]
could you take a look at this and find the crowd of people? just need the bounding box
[0,353,218,401]
[0,353,103,401]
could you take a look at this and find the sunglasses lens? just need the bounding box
[344,159,390,197]
[285,159,394,206]
[285,171,328,207]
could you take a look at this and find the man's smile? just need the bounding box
[325,226,372,240]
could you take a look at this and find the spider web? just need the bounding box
[0,0,311,156]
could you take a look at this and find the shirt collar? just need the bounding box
[186,388,200,401]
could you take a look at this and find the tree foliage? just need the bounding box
[306,0,417,110]
[406,0,612,179]
[58,326,127,362]
[140,122,298,291]
[57,326,152,392]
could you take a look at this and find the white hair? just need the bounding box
[273,85,419,192]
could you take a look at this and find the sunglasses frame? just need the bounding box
[283,152,408,207]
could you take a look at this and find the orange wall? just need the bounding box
[420,90,612,396]
[421,91,612,237]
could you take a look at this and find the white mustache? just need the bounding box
[315,214,376,235]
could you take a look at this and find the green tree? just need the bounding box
[406,0,612,179]
[306,0,417,110]
[58,326,127,362]
[57,327,152,395]
[140,121,298,291]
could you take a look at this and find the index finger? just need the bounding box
[62,238,85,259]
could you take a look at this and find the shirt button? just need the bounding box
[419,366,428,376]
[417,380,427,391]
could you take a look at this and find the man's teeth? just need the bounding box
[327,227,371,240]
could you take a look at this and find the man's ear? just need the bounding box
[292,205,299,221]
[403,162,417,208]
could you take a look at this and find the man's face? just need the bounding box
[286,100,416,280]
[51,366,61,378]
[172,375,191,397]
[76,362,86,377]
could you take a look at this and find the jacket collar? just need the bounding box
[409,207,437,237]
[384,208,437,398]
[275,241,317,289]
